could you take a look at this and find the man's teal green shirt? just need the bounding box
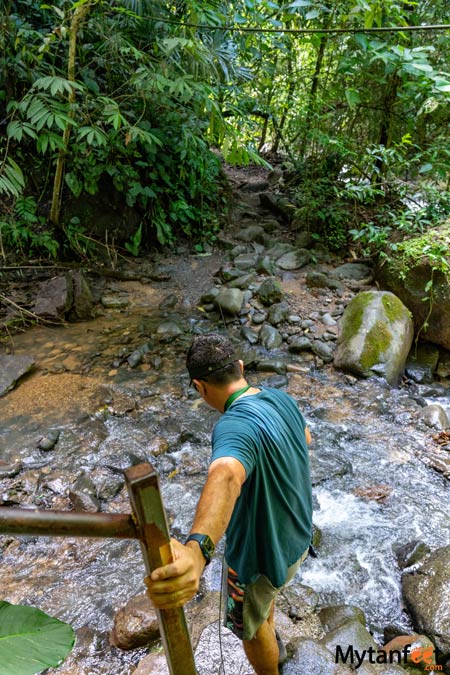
[211,387,313,588]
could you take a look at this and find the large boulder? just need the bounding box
[376,224,450,350]
[402,545,450,656]
[334,291,414,386]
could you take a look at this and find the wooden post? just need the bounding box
[125,463,197,675]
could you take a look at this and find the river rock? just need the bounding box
[0,459,23,479]
[158,293,178,310]
[0,355,35,396]
[258,324,283,349]
[381,634,437,670]
[419,404,449,429]
[228,273,255,290]
[259,192,295,220]
[332,262,373,281]
[405,342,440,385]
[393,540,431,570]
[375,224,450,350]
[321,618,378,662]
[214,288,244,315]
[69,474,100,512]
[110,592,159,650]
[256,255,276,276]
[255,359,286,374]
[200,287,220,303]
[240,326,258,345]
[277,249,311,270]
[437,350,450,378]
[283,638,353,675]
[312,340,335,363]
[267,301,290,326]
[252,310,267,325]
[156,320,183,342]
[256,277,284,305]
[147,436,170,457]
[318,605,366,633]
[233,253,259,270]
[402,544,450,655]
[33,274,73,318]
[37,429,61,451]
[68,271,94,320]
[236,225,265,243]
[334,291,414,386]
[310,451,352,485]
[288,335,313,353]
[101,295,130,308]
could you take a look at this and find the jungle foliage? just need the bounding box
[0,0,449,260]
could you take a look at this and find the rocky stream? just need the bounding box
[1,167,450,674]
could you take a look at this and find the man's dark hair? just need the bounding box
[186,333,241,385]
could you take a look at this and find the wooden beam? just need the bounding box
[125,463,197,675]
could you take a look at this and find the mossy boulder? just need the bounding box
[334,291,413,385]
[376,224,450,350]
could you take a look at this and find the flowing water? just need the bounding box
[1,304,450,673]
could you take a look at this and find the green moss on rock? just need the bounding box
[381,293,411,323]
[341,292,374,344]
[360,320,393,371]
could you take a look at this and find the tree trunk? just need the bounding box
[49,2,90,230]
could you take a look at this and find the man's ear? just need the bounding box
[239,359,244,375]
[193,379,206,396]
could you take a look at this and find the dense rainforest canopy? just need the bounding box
[0,0,449,260]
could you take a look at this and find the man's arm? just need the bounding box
[145,456,246,609]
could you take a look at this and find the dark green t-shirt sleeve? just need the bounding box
[211,416,259,478]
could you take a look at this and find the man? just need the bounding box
[146,333,313,675]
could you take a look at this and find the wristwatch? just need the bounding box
[185,533,215,565]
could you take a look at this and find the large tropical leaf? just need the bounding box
[0,601,75,675]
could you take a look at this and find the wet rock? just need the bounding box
[101,295,130,308]
[158,293,178,310]
[402,544,450,655]
[333,262,374,281]
[321,618,378,660]
[214,288,244,315]
[257,373,289,388]
[230,244,248,258]
[283,638,353,675]
[306,270,329,289]
[69,474,99,512]
[288,335,313,353]
[267,301,290,326]
[420,404,449,429]
[322,312,337,327]
[251,310,267,325]
[0,355,35,396]
[258,323,283,349]
[437,350,450,378]
[255,359,286,374]
[228,273,256,290]
[257,255,276,276]
[156,320,183,342]
[37,429,61,451]
[295,231,313,248]
[0,459,23,479]
[312,340,335,363]
[334,291,414,386]
[393,540,432,570]
[147,436,170,457]
[310,451,352,485]
[110,592,159,650]
[233,253,259,270]
[91,469,124,501]
[200,287,220,303]
[256,277,284,305]
[280,584,320,619]
[33,274,73,318]
[240,326,259,345]
[67,271,95,320]
[318,605,366,633]
[353,484,392,502]
[405,342,439,384]
[236,225,265,243]
[127,348,144,368]
[277,249,311,271]
[217,265,243,282]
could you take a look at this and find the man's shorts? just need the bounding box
[223,548,308,641]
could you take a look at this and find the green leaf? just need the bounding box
[65,172,83,197]
[345,88,361,108]
[0,601,75,675]
[418,163,433,174]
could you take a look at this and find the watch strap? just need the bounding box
[185,533,214,564]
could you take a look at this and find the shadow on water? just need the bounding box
[1,311,450,672]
